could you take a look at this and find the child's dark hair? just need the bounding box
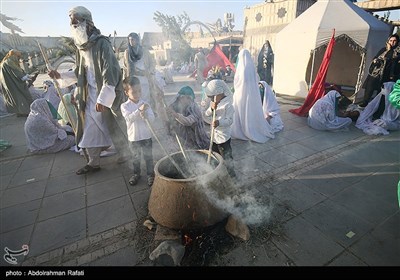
[122,76,141,91]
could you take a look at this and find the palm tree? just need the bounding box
[0,13,24,34]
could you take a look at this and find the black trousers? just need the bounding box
[129,138,154,176]
[212,138,236,178]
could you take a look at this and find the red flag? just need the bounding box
[203,43,236,77]
[289,29,336,117]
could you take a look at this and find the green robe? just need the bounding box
[0,55,33,114]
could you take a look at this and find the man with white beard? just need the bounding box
[49,6,128,175]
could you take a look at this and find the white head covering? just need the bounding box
[24,99,65,152]
[259,81,284,133]
[204,79,232,97]
[69,6,93,23]
[231,49,275,143]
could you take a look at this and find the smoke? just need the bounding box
[176,151,273,226]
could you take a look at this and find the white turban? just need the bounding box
[204,79,232,97]
[69,6,93,23]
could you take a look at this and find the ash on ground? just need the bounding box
[180,218,236,266]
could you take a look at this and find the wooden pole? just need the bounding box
[144,117,188,178]
[37,42,77,135]
[207,96,217,164]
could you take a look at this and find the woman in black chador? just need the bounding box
[257,40,274,86]
[360,34,400,107]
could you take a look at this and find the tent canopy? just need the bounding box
[274,0,391,98]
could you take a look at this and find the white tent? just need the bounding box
[273,0,392,100]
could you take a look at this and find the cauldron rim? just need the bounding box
[154,149,223,182]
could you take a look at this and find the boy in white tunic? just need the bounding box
[204,79,236,178]
[121,76,155,187]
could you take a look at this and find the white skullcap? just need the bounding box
[204,79,232,96]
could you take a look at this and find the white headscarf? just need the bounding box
[259,81,284,133]
[42,80,60,110]
[204,79,233,97]
[232,49,274,143]
[24,99,67,152]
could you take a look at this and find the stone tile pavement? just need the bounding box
[0,74,399,267]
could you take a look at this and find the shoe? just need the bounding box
[76,165,101,175]
[147,175,155,187]
[129,174,141,186]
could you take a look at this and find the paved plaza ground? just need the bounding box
[0,74,399,268]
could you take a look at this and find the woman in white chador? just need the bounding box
[259,81,284,133]
[307,90,353,131]
[356,82,400,135]
[24,98,75,154]
[231,49,274,143]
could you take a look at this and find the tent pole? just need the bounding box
[309,49,316,89]
[355,51,366,93]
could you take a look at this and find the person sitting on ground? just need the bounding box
[24,98,75,154]
[121,76,155,187]
[259,81,284,133]
[42,80,61,110]
[224,64,234,83]
[57,91,78,129]
[307,89,358,131]
[356,82,400,135]
[166,86,209,150]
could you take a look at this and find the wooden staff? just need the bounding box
[144,116,189,179]
[175,133,188,163]
[207,96,217,164]
[37,42,77,135]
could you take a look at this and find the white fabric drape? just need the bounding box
[307,90,352,131]
[24,98,74,152]
[356,82,400,135]
[232,49,274,143]
[259,81,284,133]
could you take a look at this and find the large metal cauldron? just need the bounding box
[148,150,231,230]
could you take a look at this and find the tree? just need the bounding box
[153,11,193,66]
[57,36,77,57]
[0,13,24,35]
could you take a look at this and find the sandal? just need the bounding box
[147,175,155,187]
[129,174,141,186]
[76,165,101,175]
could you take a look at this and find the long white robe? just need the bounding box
[232,49,274,143]
[259,81,284,133]
[58,51,114,149]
